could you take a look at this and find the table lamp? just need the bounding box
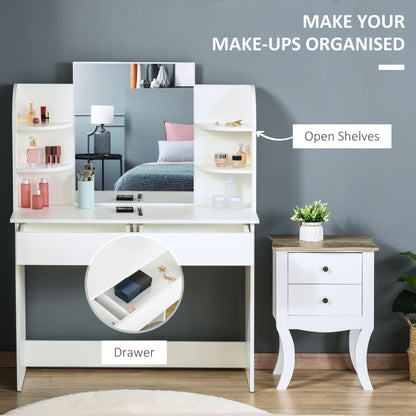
[88,105,114,154]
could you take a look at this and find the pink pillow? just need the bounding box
[164,121,194,141]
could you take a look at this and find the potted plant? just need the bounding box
[290,200,330,242]
[392,251,416,383]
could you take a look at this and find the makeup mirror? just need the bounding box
[73,62,195,202]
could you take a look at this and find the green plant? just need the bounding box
[290,200,330,223]
[392,251,416,320]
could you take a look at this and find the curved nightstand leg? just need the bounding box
[276,328,295,390]
[349,329,360,372]
[354,328,373,390]
[273,337,283,375]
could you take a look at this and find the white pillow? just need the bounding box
[157,140,194,162]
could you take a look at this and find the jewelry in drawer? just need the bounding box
[288,284,362,316]
[288,252,362,284]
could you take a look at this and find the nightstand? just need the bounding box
[76,153,123,190]
[269,235,379,390]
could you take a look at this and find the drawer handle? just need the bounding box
[322,298,329,304]
[322,266,329,272]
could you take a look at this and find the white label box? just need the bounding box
[293,124,392,149]
[102,341,167,365]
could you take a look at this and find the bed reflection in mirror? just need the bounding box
[73,62,195,194]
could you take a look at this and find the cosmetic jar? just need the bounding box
[228,196,243,210]
[212,195,226,209]
[232,155,243,168]
[214,153,228,167]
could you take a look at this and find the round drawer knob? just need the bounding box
[322,266,329,272]
[322,298,329,304]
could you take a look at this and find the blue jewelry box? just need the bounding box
[114,270,153,303]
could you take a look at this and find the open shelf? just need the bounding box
[16,162,74,173]
[196,122,253,132]
[196,163,253,175]
[12,84,75,209]
[17,121,73,131]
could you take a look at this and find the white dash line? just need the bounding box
[378,64,405,71]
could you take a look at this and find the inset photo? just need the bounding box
[85,235,183,333]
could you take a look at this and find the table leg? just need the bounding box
[276,327,295,390]
[119,157,123,176]
[354,328,373,390]
[101,159,104,191]
[273,337,283,375]
[16,263,26,391]
[245,265,255,392]
[349,329,360,372]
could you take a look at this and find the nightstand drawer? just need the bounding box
[288,284,362,316]
[288,253,362,284]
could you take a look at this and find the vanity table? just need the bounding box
[11,83,258,391]
[270,235,379,390]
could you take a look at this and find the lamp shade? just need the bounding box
[91,105,114,125]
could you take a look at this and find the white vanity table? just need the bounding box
[11,83,258,391]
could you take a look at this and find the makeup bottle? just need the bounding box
[214,153,228,167]
[225,175,234,203]
[45,146,52,166]
[32,111,40,126]
[26,137,40,167]
[232,155,242,168]
[40,106,47,125]
[32,190,43,210]
[21,179,31,208]
[27,101,35,123]
[237,143,247,166]
[45,111,50,125]
[39,178,49,207]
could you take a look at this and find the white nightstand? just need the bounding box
[270,235,379,390]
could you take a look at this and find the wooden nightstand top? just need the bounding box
[269,234,380,252]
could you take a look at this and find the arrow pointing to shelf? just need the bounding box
[256,131,293,142]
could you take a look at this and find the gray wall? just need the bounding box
[125,88,193,169]
[1,0,415,354]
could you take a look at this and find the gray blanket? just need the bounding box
[114,164,194,191]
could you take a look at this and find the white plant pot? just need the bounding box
[299,222,323,242]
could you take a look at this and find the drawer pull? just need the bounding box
[322,298,329,304]
[322,266,329,272]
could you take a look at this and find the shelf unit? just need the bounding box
[194,85,256,210]
[16,122,73,131]
[16,163,74,174]
[12,84,75,210]
[196,164,253,175]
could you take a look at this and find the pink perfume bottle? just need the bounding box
[39,178,49,207]
[32,189,43,210]
[26,137,40,167]
[21,179,31,208]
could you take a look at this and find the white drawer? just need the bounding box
[288,253,362,284]
[288,284,362,316]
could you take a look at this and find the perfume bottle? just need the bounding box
[39,178,49,207]
[32,189,43,210]
[32,111,40,126]
[21,179,31,208]
[45,111,50,125]
[27,101,35,123]
[26,137,40,167]
[237,143,247,166]
[40,106,47,125]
